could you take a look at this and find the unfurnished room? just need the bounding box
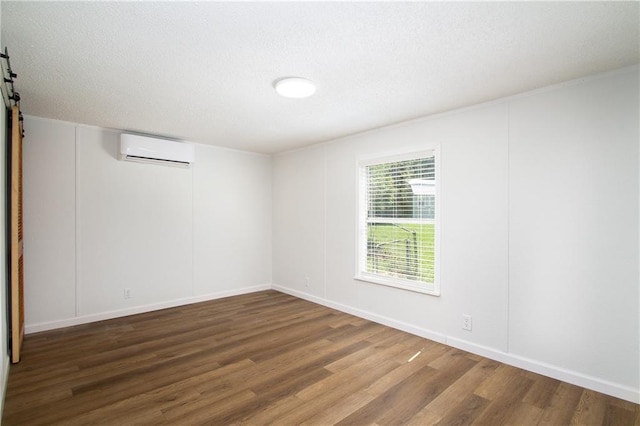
[0,1,637,424]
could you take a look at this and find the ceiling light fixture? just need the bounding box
[274,77,316,99]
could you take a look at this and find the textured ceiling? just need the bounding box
[2,2,639,154]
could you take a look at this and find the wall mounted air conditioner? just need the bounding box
[119,134,195,167]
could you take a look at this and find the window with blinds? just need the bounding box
[357,149,440,295]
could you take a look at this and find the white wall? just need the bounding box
[273,145,326,298]
[23,119,272,331]
[23,120,75,323]
[272,67,639,402]
[508,72,639,394]
[77,127,193,314]
[193,143,272,294]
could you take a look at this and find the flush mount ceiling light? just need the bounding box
[274,77,316,99]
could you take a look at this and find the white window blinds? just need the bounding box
[358,150,438,294]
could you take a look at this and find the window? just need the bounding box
[357,149,439,295]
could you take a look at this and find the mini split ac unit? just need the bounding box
[119,134,195,167]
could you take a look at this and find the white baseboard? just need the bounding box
[446,337,639,404]
[22,282,639,404]
[272,285,447,344]
[272,284,640,404]
[25,284,271,334]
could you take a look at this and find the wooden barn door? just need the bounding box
[10,105,24,363]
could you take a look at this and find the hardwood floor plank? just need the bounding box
[433,393,489,426]
[405,410,442,426]
[247,319,350,364]
[473,363,525,399]
[336,349,481,426]
[376,354,478,425]
[237,394,305,425]
[2,386,72,419]
[297,344,406,402]
[3,290,638,425]
[538,382,585,425]
[325,321,388,344]
[5,353,223,425]
[522,373,561,409]
[324,340,407,374]
[335,363,439,425]
[471,372,534,424]
[603,403,637,425]
[364,343,448,398]
[300,391,375,425]
[424,357,499,419]
[60,388,200,426]
[237,340,368,387]
[202,367,332,424]
[279,361,397,424]
[507,402,545,425]
[276,354,403,423]
[277,360,402,425]
[163,388,257,424]
[570,389,608,425]
[4,364,80,396]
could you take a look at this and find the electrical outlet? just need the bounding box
[462,315,472,331]
[124,288,132,299]
[304,277,310,288]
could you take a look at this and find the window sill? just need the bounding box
[354,273,440,296]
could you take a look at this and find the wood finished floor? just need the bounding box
[3,290,638,425]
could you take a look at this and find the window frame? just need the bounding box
[355,147,441,296]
